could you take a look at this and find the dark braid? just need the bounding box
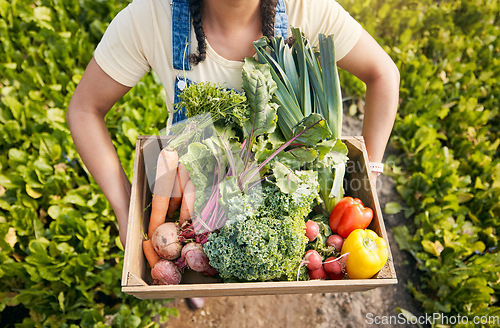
[189,0,279,65]
[189,0,207,65]
[262,0,296,47]
[261,0,278,40]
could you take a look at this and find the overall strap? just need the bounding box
[172,76,193,124]
[275,0,288,38]
[171,0,288,71]
[171,0,289,124]
[171,0,192,71]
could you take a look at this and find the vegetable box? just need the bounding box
[122,135,397,299]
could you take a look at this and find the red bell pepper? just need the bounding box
[329,197,373,238]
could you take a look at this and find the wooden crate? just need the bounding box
[122,136,397,299]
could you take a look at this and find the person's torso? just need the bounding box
[129,0,361,128]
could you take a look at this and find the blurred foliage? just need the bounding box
[0,0,173,326]
[340,0,500,326]
[1,0,499,326]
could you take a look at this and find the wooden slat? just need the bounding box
[126,272,148,287]
[122,138,147,286]
[343,137,397,280]
[123,278,398,299]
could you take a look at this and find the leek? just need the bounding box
[252,27,346,213]
[253,28,343,139]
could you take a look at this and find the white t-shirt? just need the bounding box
[94,0,362,128]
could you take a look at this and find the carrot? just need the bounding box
[143,239,160,268]
[148,149,178,238]
[178,163,190,188]
[167,163,190,219]
[167,176,182,219]
[179,179,195,227]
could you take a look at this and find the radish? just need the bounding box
[181,242,211,273]
[305,220,319,242]
[324,256,342,274]
[327,271,345,280]
[308,266,328,280]
[324,256,346,280]
[304,249,322,271]
[326,234,344,252]
[151,259,182,285]
[151,222,182,260]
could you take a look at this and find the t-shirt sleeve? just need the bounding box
[286,0,363,61]
[94,0,152,87]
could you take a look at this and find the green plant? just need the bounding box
[339,0,499,326]
[0,0,176,326]
[203,182,314,282]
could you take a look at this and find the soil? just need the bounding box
[162,109,427,328]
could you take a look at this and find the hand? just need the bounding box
[117,212,128,249]
[114,188,131,250]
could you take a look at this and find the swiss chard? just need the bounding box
[169,55,331,233]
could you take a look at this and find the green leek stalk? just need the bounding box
[318,33,342,139]
[252,28,346,213]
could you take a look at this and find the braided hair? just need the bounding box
[189,0,278,65]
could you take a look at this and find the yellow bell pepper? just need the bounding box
[341,229,388,279]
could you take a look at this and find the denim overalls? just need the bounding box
[170,0,289,124]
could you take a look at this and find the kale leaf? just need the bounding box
[203,177,317,282]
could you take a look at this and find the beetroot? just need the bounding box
[151,222,182,260]
[151,259,182,285]
[202,266,218,277]
[181,242,211,273]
